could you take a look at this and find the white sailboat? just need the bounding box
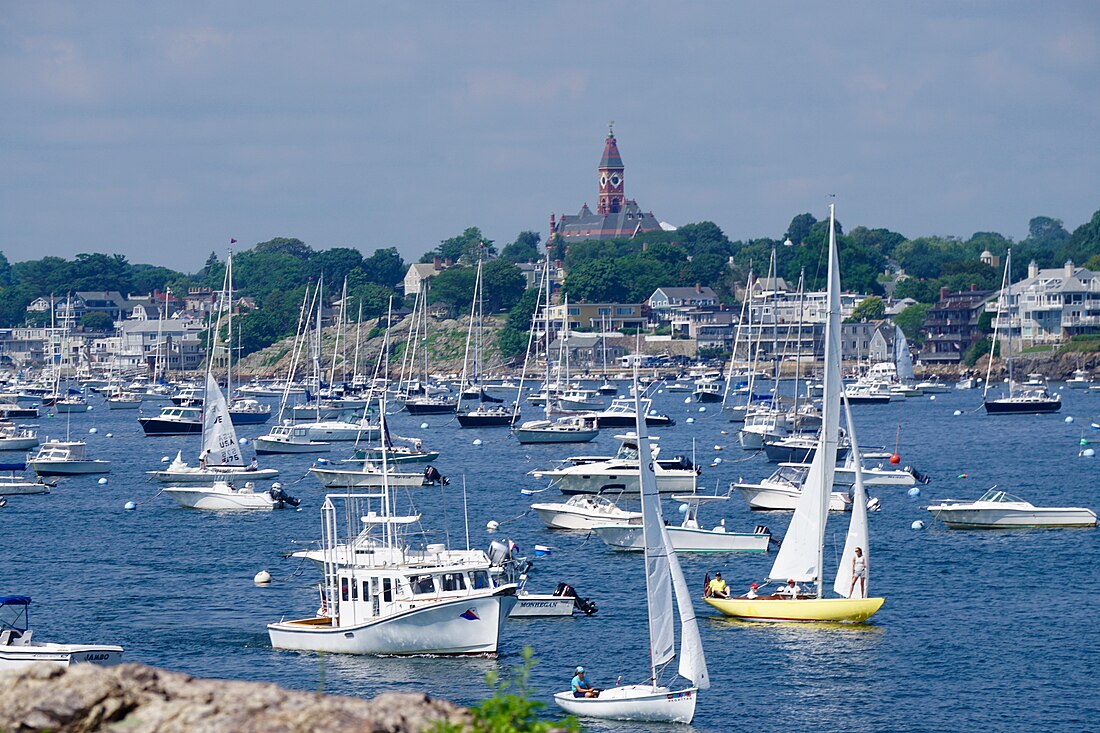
[554,374,708,724]
[706,203,885,623]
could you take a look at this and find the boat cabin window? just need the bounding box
[440,572,466,592]
[362,580,370,599]
[351,578,359,601]
[470,570,490,589]
[382,578,393,602]
[341,578,350,602]
[411,574,436,595]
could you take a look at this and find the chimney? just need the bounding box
[433,256,441,271]
[970,283,977,291]
[1028,260,1039,279]
[695,283,702,293]
[939,286,950,301]
[1065,260,1075,278]
[444,257,453,267]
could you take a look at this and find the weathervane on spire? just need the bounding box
[608,120,615,137]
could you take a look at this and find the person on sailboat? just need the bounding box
[707,573,730,599]
[782,579,802,598]
[849,547,867,598]
[199,449,210,470]
[247,456,259,472]
[744,582,759,599]
[571,667,599,698]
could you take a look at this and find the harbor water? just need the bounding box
[2,385,1098,732]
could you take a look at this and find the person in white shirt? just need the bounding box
[783,578,801,598]
[744,582,759,599]
[848,547,867,598]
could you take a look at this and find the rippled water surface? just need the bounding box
[4,385,1099,732]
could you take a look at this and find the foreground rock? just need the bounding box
[0,663,470,733]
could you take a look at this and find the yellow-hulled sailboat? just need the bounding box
[706,203,885,624]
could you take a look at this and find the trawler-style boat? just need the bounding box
[0,422,39,451]
[254,424,332,454]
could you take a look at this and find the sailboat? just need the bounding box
[705,204,885,624]
[554,371,709,724]
[457,254,516,427]
[983,248,1061,414]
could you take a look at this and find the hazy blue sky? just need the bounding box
[2,2,1098,272]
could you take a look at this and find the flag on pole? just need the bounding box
[230,238,237,244]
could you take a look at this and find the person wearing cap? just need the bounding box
[571,666,599,698]
[707,572,729,599]
[783,578,802,598]
[744,582,759,599]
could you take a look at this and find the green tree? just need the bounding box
[847,295,886,322]
[80,311,116,332]
[848,226,907,258]
[564,259,629,303]
[312,247,364,286]
[495,287,541,361]
[500,231,541,263]
[427,266,477,308]
[11,256,72,295]
[254,237,314,260]
[893,277,935,303]
[481,259,526,312]
[69,253,134,292]
[785,213,818,245]
[130,265,185,296]
[0,252,11,287]
[893,302,931,344]
[421,227,495,264]
[234,250,310,299]
[346,281,397,320]
[1027,216,1069,248]
[362,247,406,288]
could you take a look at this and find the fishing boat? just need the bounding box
[530,433,699,495]
[267,415,518,656]
[691,377,724,403]
[253,423,332,454]
[927,488,1097,529]
[147,374,279,483]
[105,390,143,409]
[508,578,598,618]
[706,204,885,624]
[554,377,708,723]
[0,422,39,451]
[1066,369,1092,389]
[530,494,642,530]
[0,596,123,672]
[983,250,1061,414]
[305,418,381,442]
[593,495,770,553]
[162,480,299,511]
[28,440,110,476]
[594,396,674,428]
[139,405,203,435]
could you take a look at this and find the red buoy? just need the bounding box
[890,453,901,465]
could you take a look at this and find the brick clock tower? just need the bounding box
[597,123,624,215]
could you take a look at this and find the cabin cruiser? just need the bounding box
[762,432,851,463]
[228,397,272,424]
[0,462,54,495]
[304,418,381,442]
[254,424,332,454]
[0,422,39,451]
[531,494,642,530]
[1066,369,1092,389]
[28,440,110,476]
[927,488,1097,529]
[268,492,517,656]
[983,386,1061,414]
[593,397,675,428]
[309,458,432,489]
[139,405,203,435]
[731,466,863,511]
[0,596,123,672]
[530,434,699,494]
[513,414,600,444]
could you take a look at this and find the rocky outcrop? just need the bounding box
[0,663,470,733]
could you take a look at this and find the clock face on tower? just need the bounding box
[609,174,621,187]
[600,174,608,187]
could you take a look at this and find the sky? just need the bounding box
[2,2,1099,273]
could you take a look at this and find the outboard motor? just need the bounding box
[904,465,931,484]
[554,582,598,615]
[269,482,301,509]
[424,465,450,486]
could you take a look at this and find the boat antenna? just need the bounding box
[463,475,470,550]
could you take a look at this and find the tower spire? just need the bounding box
[597,124,624,215]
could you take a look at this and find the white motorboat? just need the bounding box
[309,458,430,488]
[162,480,299,511]
[557,389,603,411]
[304,418,381,442]
[267,491,517,656]
[554,377,707,723]
[105,391,143,409]
[927,488,1097,529]
[0,462,54,495]
[593,495,771,553]
[779,456,921,488]
[0,422,39,451]
[955,377,978,390]
[28,440,110,475]
[254,424,332,454]
[530,434,699,495]
[1066,369,1092,389]
[531,494,642,530]
[593,396,675,428]
[732,465,868,511]
[508,577,597,618]
[513,414,600,444]
[0,596,123,672]
[915,378,951,393]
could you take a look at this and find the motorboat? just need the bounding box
[28,440,110,475]
[105,391,143,409]
[228,397,273,425]
[403,395,458,415]
[162,480,299,511]
[557,389,603,411]
[0,463,54,495]
[254,424,332,454]
[842,383,892,404]
[1066,369,1092,389]
[512,414,600,444]
[915,377,951,393]
[139,405,203,435]
[305,418,381,442]
[0,397,39,420]
[352,444,440,464]
[955,377,978,390]
[691,377,724,403]
[731,465,879,511]
[530,434,699,495]
[309,458,431,489]
[593,495,770,553]
[267,491,517,656]
[455,404,518,428]
[531,494,642,530]
[593,397,675,428]
[0,596,123,672]
[508,578,598,618]
[983,387,1061,414]
[0,422,39,451]
[927,488,1097,529]
[763,432,850,463]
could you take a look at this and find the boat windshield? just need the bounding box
[977,488,1026,503]
[0,596,30,633]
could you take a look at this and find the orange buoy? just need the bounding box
[890,453,901,465]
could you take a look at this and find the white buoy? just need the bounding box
[683,397,692,404]
[98,477,108,485]
[420,422,429,429]
[486,520,500,532]
[685,417,695,424]
[953,410,961,416]
[657,389,663,394]
[161,456,170,462]
[907,487,921,498]
[473,438,482,446]
[254,570,272,585]
[698,406,707,413]
[106,433,113,438]
[911,520,926,530]
[713,457,723,464]
[88,427,98,434]
[240,437,249,445]
[929,395,936,401]
[1082,448,1096,458]
[713,444,722,451]
[124,501,137,511]
[720,430,729,435]
[1065,416,1074,424]
[678,503,689,514]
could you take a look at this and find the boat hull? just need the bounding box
[149,467,280,484]
[309,467,427,488]
[268,590,516,656]
[139,418,202,436]
[0,438,39,451]
[531,504,641,530]
[455,412,517,428]
[543,471,697,495]
[404,400,457,415]
[29,460,110,476]
[253,437,331,454]
[304,424,381,442]
[983,399,1061,414]
[554,685,697,724]
[162,486,278,510]
[705,595,885,623]
[508,595,576,617]
[513,427,599,444]
[929,507,1097,529]
[593,524,770,553]
[733,483,852,511]
[0,643,124,673]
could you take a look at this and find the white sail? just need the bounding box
[834,395,870,598]
[894,326,914,381]
[768,204,842,589]
[665,525,710,689]
[203,372,244,467]
[636,387,675,674]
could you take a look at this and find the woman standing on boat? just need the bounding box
[849,547,867,598]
